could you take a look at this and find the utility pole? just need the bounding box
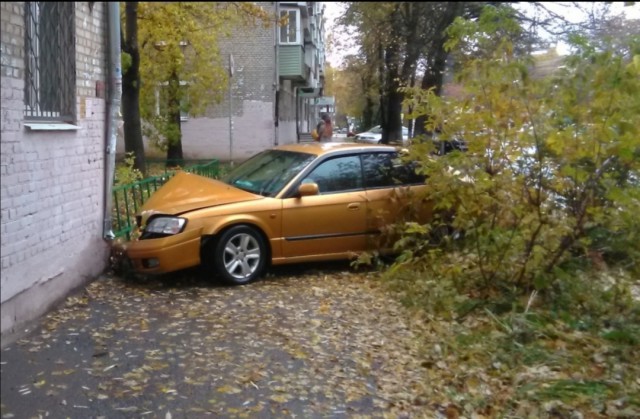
[228,53,234,166]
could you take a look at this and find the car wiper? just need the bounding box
[226,163,266,186]
[259,175,281,197]
[230,179,259,194]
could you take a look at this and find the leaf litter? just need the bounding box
[1,264,432,418]
[3,263,635,418]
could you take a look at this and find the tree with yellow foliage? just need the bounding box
[121,2,271,168]
[395,6,639,316]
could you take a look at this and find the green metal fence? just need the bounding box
[112,160,220,240]
[144,158,216,176]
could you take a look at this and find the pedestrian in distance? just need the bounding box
[314,113,333,142]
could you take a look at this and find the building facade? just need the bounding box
[1,2,113,345]
[117,1,330,162]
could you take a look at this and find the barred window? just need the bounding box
[24,2,76,122]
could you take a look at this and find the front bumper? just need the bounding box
[126,228,202,274]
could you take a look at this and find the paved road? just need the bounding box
[1,263,431,418]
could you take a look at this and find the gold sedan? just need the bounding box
[126,143,431,285]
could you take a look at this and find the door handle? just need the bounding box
[347,203,360,210]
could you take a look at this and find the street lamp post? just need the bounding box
[228,53,234,166]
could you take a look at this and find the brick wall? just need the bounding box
[184,2,292,161]
[116,2,300,163]
[1,2,110,345]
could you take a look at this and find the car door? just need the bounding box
[281,155,368,258]
[361,152,430,251]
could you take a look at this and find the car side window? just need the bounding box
[394,160,425,185]
[303,155,363,194]
[362,152,425,188]
[362,153,395,188]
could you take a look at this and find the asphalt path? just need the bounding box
[1,262,432,418]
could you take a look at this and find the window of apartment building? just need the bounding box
[155,82,190,122]
[24,2,76,122]
[279,9,301,45]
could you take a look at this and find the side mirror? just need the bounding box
[297,182,319,197]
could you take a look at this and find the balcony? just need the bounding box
[278,2,325,85]
[279,44,305,81]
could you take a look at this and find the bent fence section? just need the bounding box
[112,160,220,240]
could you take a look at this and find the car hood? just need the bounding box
[140,171,262,216]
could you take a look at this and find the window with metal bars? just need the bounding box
[24,2,76,122]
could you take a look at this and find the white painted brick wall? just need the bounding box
[116,2,301,163]
[1,2,110,344]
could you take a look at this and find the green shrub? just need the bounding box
[392,7,640,317]
[114,152,143,186]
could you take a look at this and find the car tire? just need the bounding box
[209,225,267,285]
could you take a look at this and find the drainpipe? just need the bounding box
[274,1,280,146]
[103,2,122,240]
[295,86,299,142]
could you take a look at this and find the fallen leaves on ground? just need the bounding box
[2,264,637,418]
[1,265,431,418]
[399,299,640,418]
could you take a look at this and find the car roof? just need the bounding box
[272,142,397,157]
[363,125,408,132]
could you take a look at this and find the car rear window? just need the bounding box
[362,152,425,188]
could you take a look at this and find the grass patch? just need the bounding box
[383,267,640,417]
[526,379,613,403]
[602,327,640,346]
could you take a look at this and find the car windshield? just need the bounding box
[222,149,316,197]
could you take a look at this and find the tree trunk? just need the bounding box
[362,96,375,132]
[381,7,404,144]
[121,2,146,176]
[360,64,375,131]
[414,2,464,138]
[385,72,403,144]
[414,45,448,138]
[165,70,184,168]
[407,71,416,139]
[377,39,387,137]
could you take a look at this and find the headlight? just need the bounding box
[145,216,187,235]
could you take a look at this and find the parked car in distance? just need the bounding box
[429,133,468,155]
[126,143,430,285]
[354,125,410,145]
